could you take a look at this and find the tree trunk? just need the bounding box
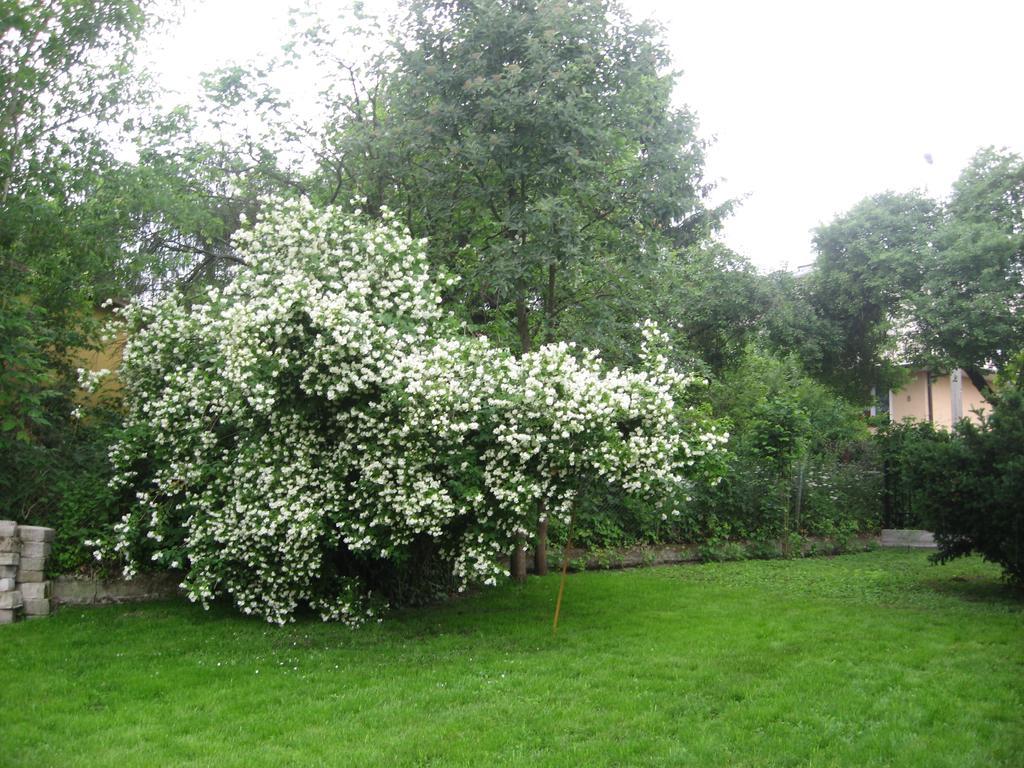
[510,286,531,583]
[515,290,531,355]
[781,469,791,558]
[511,541,527,584]
[794,456,806,537]
[533,264,557,576]
[535,507,549,576]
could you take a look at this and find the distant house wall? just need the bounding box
[930,374,953,430]
[69,308,125,402]
[961,374,990,423]
[892,370,932,423]
[889,368,991,429]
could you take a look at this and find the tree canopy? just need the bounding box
[1,0,152,510]
[800,147,1024,400]
[314,0,728,359]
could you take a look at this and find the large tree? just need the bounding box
[804,191,938,399]
[801,148,1024,402]
[1,0,153,513]
[307,0,727,574]
[315,0,725,350]
[906,148,1024,396]
[0,0,262,519]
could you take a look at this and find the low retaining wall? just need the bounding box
[879,529,937,549]
[531,533,881,572]
[51,572,182,607]
[3,528,936,618]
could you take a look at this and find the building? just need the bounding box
[882,368,991,429]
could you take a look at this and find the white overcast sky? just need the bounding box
[145,0,1024,272]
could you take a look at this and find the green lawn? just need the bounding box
[3,551,1022,767]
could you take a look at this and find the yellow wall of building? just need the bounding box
[68,309,125,404]
[961,374,992,424]
[891,370,931,423]
[931,374,953,430]
[889,369,991,429]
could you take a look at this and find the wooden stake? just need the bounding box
[552,513,575,636]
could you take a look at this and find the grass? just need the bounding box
[2,550,1022,767]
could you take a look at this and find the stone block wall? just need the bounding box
[0,521,55,624]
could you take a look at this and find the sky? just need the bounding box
[145,0,1024,272]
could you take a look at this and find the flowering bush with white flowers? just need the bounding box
[99,198,728,624]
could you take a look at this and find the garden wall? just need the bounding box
[530,533,883,572]
[51,572,181,606]
[879,529,937,548]
[1,525,937,621]
[0,521,55,623]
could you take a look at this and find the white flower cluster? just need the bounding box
[100,198,728,625]
[76,367,111,394]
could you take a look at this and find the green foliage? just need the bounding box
[0,394,126,574]
[696,539,747,563]
[996,348,1024,392]
[313,0,727,358]
[643,243,769,373]
[907,148,1024,391]
[874,418,950,529]
[900,389,1024,582]
[744,538,781,560]
[564,348,882,551]
[0,0,156,525]
[805,191,938,399]
[695,349,880,542]
[47,414,125,575]
[802,147,1024,400]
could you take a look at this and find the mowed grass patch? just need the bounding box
[2,550,1021,767]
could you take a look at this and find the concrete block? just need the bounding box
[22,598,49,616]
[20,540,51,559]
[0,552,19,566]
[0,590,23,609]
[18,525,55,543]
[0,520,17,538]
[0,577,15,591]
[19,581,50,600]
[0,564,17,579]
[18,555,45,572]
[0,608,17,624]
[0,536,21,553]
[17,570,45,583]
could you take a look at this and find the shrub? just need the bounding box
[1,388,126,576]
[97,199,728,624]
[905,389,1024,582]
[682,350,881,544]
[48,414,125,576]
[548,348,885,552]
[874,419,949,529]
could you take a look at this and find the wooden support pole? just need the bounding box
[552,514,575,636]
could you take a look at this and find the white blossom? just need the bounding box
[98,199,728,625]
